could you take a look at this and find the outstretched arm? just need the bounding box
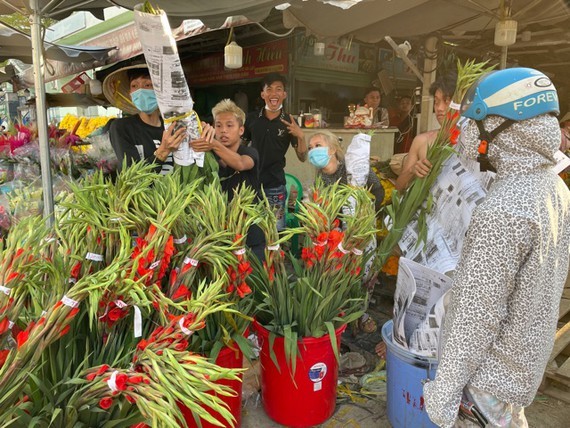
[190,123,254,171]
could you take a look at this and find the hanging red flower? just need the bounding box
[99,396,113,410]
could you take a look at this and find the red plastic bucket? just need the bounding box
[254,321,346,427]
[181,346,244,428]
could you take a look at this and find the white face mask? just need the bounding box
[265,104,283,112]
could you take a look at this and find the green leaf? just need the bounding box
[324,321,340,364]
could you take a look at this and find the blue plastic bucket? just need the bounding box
[381,320,438,428]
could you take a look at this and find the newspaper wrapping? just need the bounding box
[133,6,203,167]
[345,133,371,187]
[392,257,452,356]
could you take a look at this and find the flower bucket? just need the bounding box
[180,346,244,428]
[254,321,346,427]
[381,320,438,428]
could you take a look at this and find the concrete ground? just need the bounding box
[239,275,570,427]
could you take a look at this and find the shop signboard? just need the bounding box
[185,39,288,85]
[298,42,377,75]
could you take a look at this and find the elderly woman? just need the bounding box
[308,130,384,333]
[308,130,384,212]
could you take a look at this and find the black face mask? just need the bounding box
[475,119,515,173]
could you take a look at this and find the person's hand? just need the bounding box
[281,114,304,138]
[160,122,187,151]
[413,158,432,178]
[190,123,217,152]
[375,341,386,359]
[154,122,186,161]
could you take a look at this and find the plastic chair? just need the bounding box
[285,173,303,257]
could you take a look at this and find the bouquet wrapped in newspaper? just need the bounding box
[374,60,495,271]
[134,3,218,184]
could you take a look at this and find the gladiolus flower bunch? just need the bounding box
[0,162,256,427]
[250,180,377,365]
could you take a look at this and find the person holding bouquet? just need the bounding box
[190,99,265,260]
[103,64,187,174]
[424,68,570,427]
[395,74,457,192]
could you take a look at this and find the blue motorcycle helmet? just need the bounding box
[460,67,559,172]
[461,67,559,121]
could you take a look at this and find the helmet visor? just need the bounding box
[460,75,487,115]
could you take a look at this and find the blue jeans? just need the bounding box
[264,185,287,231]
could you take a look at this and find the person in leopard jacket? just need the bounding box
[424,68,570,427]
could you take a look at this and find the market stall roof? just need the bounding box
[282,0,569,42]
[0,21,115,63]
[0,0,308,27]
[26,93,109,108]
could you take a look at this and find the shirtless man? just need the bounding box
[377,74,457,358]
[394,74,457,192]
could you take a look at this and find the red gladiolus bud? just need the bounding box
[128,375,144,384]
[125,394,137,404]
[172,284,191,301]
[0,349,10,367]
[136,339,148,351]
[96,364,110,375]
[237,282,252,298]
[108,307,126,322]
[70,262,82,279]
[86,372,97,381]
[59,325,71,337]
[115,373,128,391]
[6,272,20,282]
[16,330,30,350]
[169,269,178,287]
[66,307,79,319]
[0,317,10,335]
[99,397,113,410]
[174,340,189,351]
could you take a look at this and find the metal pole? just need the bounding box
[30,0,54,227]
[419,36,438,134]
[500,46,508,69]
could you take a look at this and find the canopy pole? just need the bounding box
[30,0,54,227]
[500,46,508,69]
[419,36,438,134]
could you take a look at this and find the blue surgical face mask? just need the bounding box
[308,147,331,169]
[131,88,158,114]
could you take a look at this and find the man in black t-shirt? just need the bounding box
[243,73,307,230]
[103,64,187,174]
[190,99,265,259]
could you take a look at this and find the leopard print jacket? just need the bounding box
[424,114,570,427]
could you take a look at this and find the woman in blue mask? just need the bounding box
[103,64,187,175]
[308,130,385,334]
[308,130,384,213]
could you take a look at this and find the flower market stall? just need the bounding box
[0,161,264,426]
[0,115,118,236]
